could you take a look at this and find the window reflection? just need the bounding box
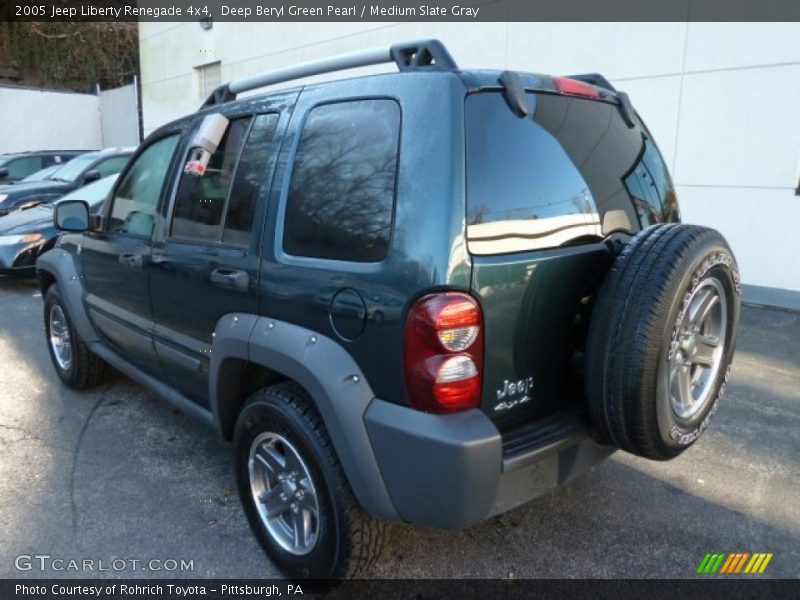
[466,91,677,255]
[222,113,279,246]
[110,135,179,237]
[283,99,400,263]
[171,117,251,242]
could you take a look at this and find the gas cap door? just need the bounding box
[329,288,367,341]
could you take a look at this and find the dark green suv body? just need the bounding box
[37,41,740,579]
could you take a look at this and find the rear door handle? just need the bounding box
[119,253,143,268]
[210,268,250,292]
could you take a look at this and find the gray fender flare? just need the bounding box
[36,247,99,343]
[209,314,400,523]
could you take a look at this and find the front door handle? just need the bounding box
[210,268,249,292]
[119,253,143,268]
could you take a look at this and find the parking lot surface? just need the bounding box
[0,278,798,578]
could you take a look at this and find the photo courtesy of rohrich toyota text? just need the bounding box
[0,0,798,598]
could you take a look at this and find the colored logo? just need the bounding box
[696,552,773,575]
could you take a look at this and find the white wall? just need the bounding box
[0,86,102,152]
[0,83,141,153]
[138,22,800,302]
[98,83,141,148]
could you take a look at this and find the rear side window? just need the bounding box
[171,117,251,242]
[283,99,400,262]
[222,113,279,246]
[465,92,677,255]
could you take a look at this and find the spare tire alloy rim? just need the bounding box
[248,432,320,555]
[669,277,728,422]
[49,304,72,371]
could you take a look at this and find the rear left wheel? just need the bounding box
[234,382,386,579]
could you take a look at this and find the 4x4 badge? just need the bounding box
[494,377,534,411]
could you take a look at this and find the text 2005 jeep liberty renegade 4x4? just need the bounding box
[38,40,740,579]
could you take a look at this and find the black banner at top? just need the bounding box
[2,0,800,22]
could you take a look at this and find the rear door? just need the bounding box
[149,104,288,406]
[465,90,678,429]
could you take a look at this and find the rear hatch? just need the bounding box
[465,82,678,430]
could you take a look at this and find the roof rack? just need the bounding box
[200,39,458,109]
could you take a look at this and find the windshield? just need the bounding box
[21,165,60,183]
[57,174,118,208]
[50,153,99,182]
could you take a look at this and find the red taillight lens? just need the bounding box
[553,76,601,99]
[404,292,484,413]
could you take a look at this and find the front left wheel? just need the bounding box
[234,383,386,579]
[44,284,109,389]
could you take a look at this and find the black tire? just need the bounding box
[44,284,110,389]
[234,382,386,580]
[585,224,741,460]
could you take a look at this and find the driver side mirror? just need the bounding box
[82,170,102,184]
[0,168,8,179]
[54,200,91,232]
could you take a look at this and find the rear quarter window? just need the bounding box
[465,91,677,255]
[282,99,401,263]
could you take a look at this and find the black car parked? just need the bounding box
[0,174,116,278]
[37,40,741,580]
[0,150,90,184]
[0,148,132,216]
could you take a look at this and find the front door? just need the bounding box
[149,111,284,406]
[80,134,181,374]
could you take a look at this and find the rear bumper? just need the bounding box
[364,400,613,529]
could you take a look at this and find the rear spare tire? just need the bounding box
[585,224,740,460]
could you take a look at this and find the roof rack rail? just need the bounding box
[201,39,458,109]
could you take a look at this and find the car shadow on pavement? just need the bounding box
[1,279,798,579]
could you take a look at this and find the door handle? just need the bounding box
[119,253,143,268]
[210,268,250,292]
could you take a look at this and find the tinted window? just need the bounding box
[109,135,179,237]
[5,156,43,178]
[623,139,677,227]
[283,99,400,262]
[222,113,279,246]
[465,92,676,255]
[171,117,251,241]
[52,153,99,182]
[93,155,130,178]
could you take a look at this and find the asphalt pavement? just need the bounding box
[0,278,798,579]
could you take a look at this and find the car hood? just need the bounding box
[0,203,54,235]
[0,180,73,203]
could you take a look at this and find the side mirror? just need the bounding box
[54,200,91,232]
[82,170,102,184]
[0,168,8,179]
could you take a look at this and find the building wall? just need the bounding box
[0,83,141,153]
[98,82,141,148]
[138,22,800,305]
[0,86,102,152]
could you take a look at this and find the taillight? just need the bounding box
[404,292,484,413]
[552,76,601,99]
